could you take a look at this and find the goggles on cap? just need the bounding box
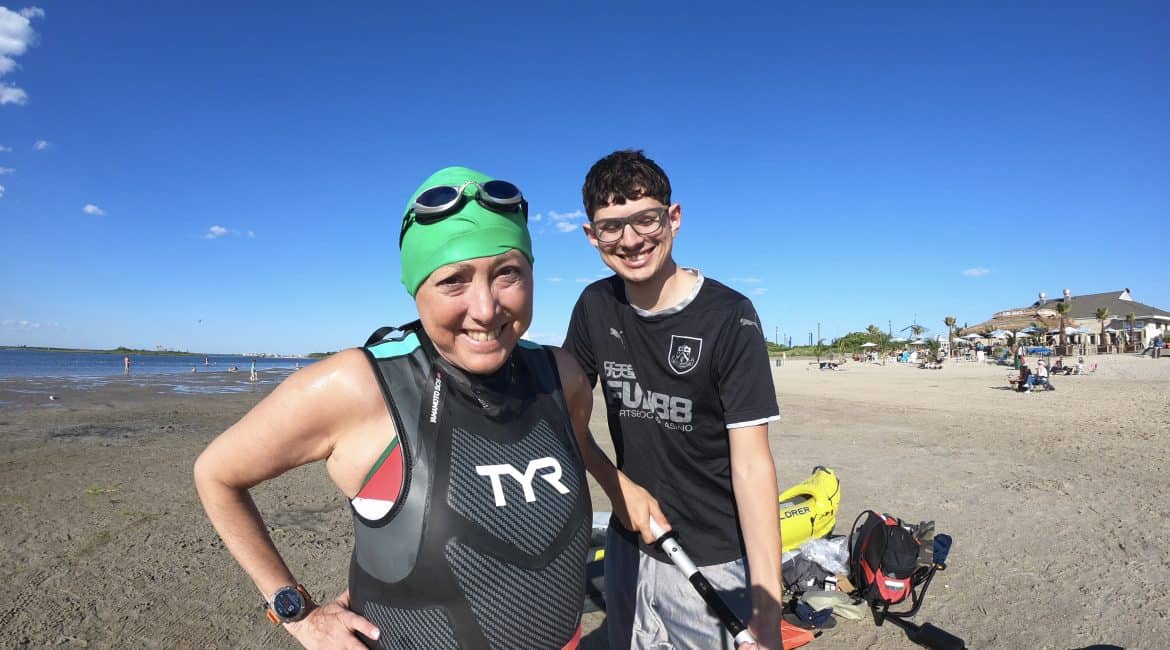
[398,179,528,248]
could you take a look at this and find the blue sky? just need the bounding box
[1,2,1167,354]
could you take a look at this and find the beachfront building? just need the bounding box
[961,288,1170,355]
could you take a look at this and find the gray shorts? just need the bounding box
[605,521,751,650]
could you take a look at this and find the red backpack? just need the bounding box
[849,511,920,606]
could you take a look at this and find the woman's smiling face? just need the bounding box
[414,249,533,375]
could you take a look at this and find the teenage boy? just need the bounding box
[563,150,782,649]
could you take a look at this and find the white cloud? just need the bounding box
[0,183,5,198]
[546,277,562,283]
[751,287,768,296]
[0,166,12,174]
[32,139,48,150]
[0,84,25,104]
[576,277,593,283]
[1,318,41,330]
[82,203,104,216]
[962,267,990,277]
[541,209,585,233]
[734,277,763,284]
[203,225,255,240]
[0,6,43,106]
[0,144,10,151]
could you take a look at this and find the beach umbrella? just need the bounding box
[963,333,983,340]
[891,337,908,343]
[911,339,926,345]
[860,342,877,347]
[988,330,1008,338]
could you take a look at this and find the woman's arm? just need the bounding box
[551,347,668,543]
[194,348,383,647]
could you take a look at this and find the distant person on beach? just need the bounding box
[123,355,131,375]
[563,150,782,650]
[249,360,258,383]
[1017,359,1034,392]
[1034,358,1053,390]
[196,166,639,649]
[1153,335,1163,359]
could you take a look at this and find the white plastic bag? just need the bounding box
[798,536,849,575]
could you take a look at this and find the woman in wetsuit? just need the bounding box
[194,166,654,649]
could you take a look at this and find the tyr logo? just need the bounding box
[476,457,570,507]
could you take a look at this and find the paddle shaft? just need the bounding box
[649,518,757,647]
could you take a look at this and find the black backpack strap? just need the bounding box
[365,320,422,348]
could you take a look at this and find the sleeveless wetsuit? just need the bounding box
[349,322,590,649]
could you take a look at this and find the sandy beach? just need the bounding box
[2,353,1168,648]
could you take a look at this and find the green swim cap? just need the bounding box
[400,166,534,297]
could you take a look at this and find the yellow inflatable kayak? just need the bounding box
[584,467,841,613]
[778,465,840,552]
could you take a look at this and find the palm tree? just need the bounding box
[944,316,956,354]
[910,324,926,340]
[1095,307,1110,351]
[1056,301,1071,348]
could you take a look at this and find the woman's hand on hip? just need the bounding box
[286,589,380,649]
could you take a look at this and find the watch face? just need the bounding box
[273,589,303,619]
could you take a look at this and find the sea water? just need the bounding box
[0,349,316,401]
[0,349,313,379]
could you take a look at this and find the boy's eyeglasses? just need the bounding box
[590,207,668,243]
[399,180,527,248]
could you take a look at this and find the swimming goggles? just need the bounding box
[399,179,528,248]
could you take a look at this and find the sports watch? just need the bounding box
[266,584,312,624]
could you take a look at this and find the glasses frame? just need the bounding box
[589,206,669,244]
[399,180,528,248]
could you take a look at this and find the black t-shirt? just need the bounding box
[563,271,780,565]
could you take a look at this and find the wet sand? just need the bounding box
[1,354,1167,648]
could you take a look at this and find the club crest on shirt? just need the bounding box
[668,335,703,375]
